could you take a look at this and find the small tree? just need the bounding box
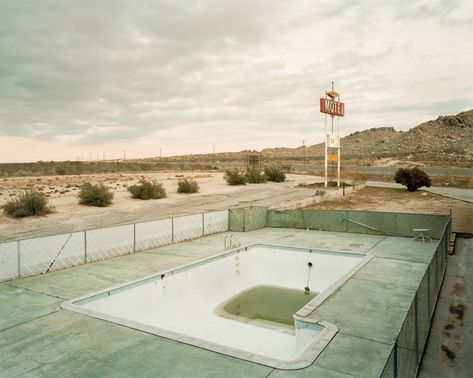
[78,183,114,206]
[177,178,199,193]
[394,167,431,192]
[224,169,247,185]
[2,190,52,217]
[264,165,286,182]
[245,168,267,184]
[128,180,166,200]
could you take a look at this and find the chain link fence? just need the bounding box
[0,210,228,282]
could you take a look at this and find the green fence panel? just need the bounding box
[395,214,449,238]
[380,346,396,378]
[266,210,305,229]
[244,207,268,232]
[302,210,348,232]
[228,208,245,232]
[417,270,430,356]
[397,300,417,378]
[346,211,397,235]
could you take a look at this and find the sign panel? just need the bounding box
[326,134,340,148]
[328,154,339,161]
[320,98,345,117]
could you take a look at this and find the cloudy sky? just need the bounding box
[1,0,472,162]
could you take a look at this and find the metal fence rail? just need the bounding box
[0,210,229,282]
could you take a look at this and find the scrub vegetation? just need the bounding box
[394,167,431,192]
[177,178,199,193]
[128,179,166,199]
[78,183,114,206]
[2,190,53,217]
[264,165,286,182]
[224,169,247,185]
[245,168,267,184]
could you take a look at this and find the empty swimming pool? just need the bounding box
[63,244,371,369]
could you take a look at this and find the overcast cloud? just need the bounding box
[1,0,472,162]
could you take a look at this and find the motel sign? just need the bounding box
[320,98,345,117]
[320,83,345,187]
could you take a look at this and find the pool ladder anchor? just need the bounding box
[224,234,241,250]
[304,262,313,295]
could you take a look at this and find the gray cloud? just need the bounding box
[0,0,472,160]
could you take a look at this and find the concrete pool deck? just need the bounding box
[0,227,439,377]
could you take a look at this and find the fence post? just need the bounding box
[202,213,205,237]
[393,339,398,378]
[414,294,419,366]
[171,217,174,243]
[133,223,136,252]
[17,240,21,279]
[427,267,431,320]
[84,230,88,263]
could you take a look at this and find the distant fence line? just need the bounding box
[0,210,229,282]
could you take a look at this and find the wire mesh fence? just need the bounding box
[380,216,450,378]
[0,210,228,282]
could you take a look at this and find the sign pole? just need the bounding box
[324,106,328,188]
[320,83,345,189]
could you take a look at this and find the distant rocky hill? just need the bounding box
[165,109,473,163]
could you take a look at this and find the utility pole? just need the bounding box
[123,150,126,160]
[212,145,216,154]
[159,148,162,160]
[301,140,307,165]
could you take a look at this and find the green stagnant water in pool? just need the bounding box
[215,285,318,332]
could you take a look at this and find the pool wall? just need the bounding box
[64,244,372,369]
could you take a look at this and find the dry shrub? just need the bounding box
[224,169,247,185]
[394,167,431,192]
[177,178,199,193]
[128,179,166,200]
[263,165,286,182]
[2,190,52,217]
[78,183,114,206]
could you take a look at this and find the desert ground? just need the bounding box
[1,170,472,240]
[304,186,473,233]
[0,171,321,240]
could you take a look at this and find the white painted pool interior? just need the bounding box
[69,245,366,366]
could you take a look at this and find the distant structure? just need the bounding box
[301,140,308,164]
[245,153,263,170]
[320,82,345,187]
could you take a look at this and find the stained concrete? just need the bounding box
[0,228,441,377]
[419,236,473,378]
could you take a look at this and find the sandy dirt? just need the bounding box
[0,171,321,240]
[304,187,473,233]
[1,172,471,240]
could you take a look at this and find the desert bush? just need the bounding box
[344,172,367,192]
[78,182,114,206]
[245,168,267,184]
[2,190,52,217]
[177,178,199,193]
[224,169,247,185]
[264,165,286,182]
[394,167,431,192]
[128,179,166,200]
[55,166,67,175]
